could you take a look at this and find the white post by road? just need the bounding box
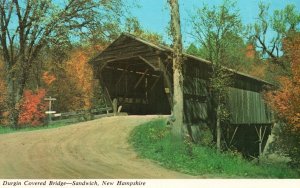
[45,97,56,123]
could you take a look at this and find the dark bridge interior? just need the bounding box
[101,58,171,115]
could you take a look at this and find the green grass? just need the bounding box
[0,118,79,135]
[129,119,300,178]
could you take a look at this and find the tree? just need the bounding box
[189,0,245,68]
[39,45,104,113]
[0,0,124,128]
[265,32,300,166]
[255,4,300,165]
[265,32,300,129]
[64,48,95,110]
[189,0,244,150]
[168,0,185,140]
[252,3,300,66]
[186,43,200,56]
[124,17,163,44]
[251,3,300,83]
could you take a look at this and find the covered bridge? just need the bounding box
[89,33,274,157]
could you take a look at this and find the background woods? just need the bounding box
[0,0,125,128]
[0,0,128,128]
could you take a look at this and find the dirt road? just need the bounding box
[0,116,194,178]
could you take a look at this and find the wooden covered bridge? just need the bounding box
[89,33,274,157]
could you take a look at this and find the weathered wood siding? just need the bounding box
[227,87,273,124]
[183,61,210,126]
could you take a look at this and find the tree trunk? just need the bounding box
[5,59,26,129]
[6,72,20,129]
[216,102,221,151]
[172,62,184,139]
[168,0,184,140]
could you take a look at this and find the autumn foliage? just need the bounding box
[42,71,56,86]
[18,89,48,126]
[1,47,100,126]
[265,32,300,129]
[240,43,268,80]
[264,32,300,167]
[0,65,6,110]
[65,49,94,110]
[44,47,103,113]
[0,59,8,124]
[245,44,256,59]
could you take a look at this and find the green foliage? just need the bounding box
[130,119,300,178]
[189,0,246,68]
[249,3,300,84]
[209,65,232,122]
[188,1,243,149]
[0,119,71,135]
[186,43,200,56]
[272,4,300,34]
[124,17,164,45]
[271,125,300,167]
[186,43,209,58]
[252,2,300,82]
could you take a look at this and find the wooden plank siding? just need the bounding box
[183,62,210,126]
[227,87,272,124]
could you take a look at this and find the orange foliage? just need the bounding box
[0,59,6,104]
[247,62,268,79]
[245,44,256,59]
[65,49,94,110]
[18,89,48,126]
[0,79,8,125]
[0,59,8,125]
[0,75,6,108]
[42,71,56,86]
[45,45,103,112]
[92,45,105,52]
[265,32,300,128]
[239,43,267,80]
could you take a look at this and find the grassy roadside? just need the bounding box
[0,118,78,135]
[129,119,300,178]
[0,113,113,135]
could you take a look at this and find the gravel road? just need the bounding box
[0,115,194,178]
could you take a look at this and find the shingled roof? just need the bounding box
[90,33,272,86]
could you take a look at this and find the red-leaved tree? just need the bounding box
[265,32,300,128]
[18,89,48,126]
[265,32,300,166]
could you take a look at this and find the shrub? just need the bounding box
[272,124,300,167]
[18,89,48,126]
